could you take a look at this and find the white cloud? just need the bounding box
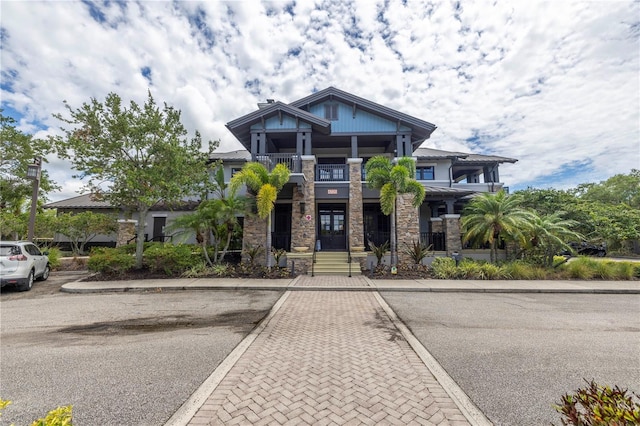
[1,0,638,201]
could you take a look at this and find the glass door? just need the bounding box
[318,204,346,251]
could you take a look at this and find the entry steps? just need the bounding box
[312,251,362,276]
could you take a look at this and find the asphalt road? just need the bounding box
[381,291,640,426]
[0,280,283,425]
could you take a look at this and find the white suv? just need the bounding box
[0,241,50,292]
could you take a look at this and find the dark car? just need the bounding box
[562,241,607,257]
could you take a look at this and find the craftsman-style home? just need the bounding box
[220,87,516,272]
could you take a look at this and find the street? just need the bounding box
[0,280,283,425]
[381,291,640,426]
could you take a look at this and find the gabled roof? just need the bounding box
[44,193,113,209]
[290,87,437,143]
[226,87,437,148]
[226,101,331,148]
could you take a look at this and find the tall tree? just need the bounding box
[462,190,535,262]
[0,111,58,213]
[229,162,290,269]
[54,92,214,268]
[365,156,425,267]
[573,169,640,208]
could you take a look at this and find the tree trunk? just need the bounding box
[390,206,397,267]
[265,214,272,270]
[135,208,148,269]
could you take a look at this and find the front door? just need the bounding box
[152,217,166,242]
[318,204,346,251]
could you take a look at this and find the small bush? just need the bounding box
[0,399,73,426]
[553,380,640,425]
[31,405,73,426]
[614,262,636,280]
[431,257,458,279]
[87,248,135,275]
[503,260,535,280]
[46,247,62,270]
[481,262,506,280]
[458,259,485,279]
[563,257,596,280]
[402,240,432,264]
[143,244,201,276]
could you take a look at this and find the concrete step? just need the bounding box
[312,252,361,275]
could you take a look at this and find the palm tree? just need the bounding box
[525,212,583,266]
[365,156,425,267]
[462,190,535,262]
[230,162,290,269]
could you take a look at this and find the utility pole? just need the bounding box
[26,157,42,241]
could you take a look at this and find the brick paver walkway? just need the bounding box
[188,278,470,425]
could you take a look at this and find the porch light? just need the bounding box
[300,201,306,214]
[26,163,41,180]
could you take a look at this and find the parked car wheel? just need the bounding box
[18,270,34,292]
[38,264,51,281]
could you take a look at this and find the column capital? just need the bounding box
[347,158,363,164]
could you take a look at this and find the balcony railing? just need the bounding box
[316,164,349,181]
[253,153,302,173]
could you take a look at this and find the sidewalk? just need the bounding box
[166,276,488,425]
[61,275,640,294]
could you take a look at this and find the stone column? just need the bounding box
[288,155,316,273]
[116,219,136,247]
[241,213,266,264]
[395,193,420,264]
[347,158,364,249]
[441,214,462,254]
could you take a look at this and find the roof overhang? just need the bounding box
[226,101,331,149]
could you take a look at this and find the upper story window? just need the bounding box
[415,166,434,180]
[324,103,338,121]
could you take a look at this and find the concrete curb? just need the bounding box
[61,284,640,294]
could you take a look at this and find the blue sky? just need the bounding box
[2,0,639,201]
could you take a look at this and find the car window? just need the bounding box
[25,244,42,256]
[0,245,20,256]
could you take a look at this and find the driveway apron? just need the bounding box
[186,276,472,425]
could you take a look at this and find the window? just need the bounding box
[324,103,338,121]
[231,168,242,177]
[415,166,434,180]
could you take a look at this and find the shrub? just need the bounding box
[242,243,264,265]
[402,240,432,264]
[613,262,636,280]
[0,399,73,426]
[368,240,389,266]
[553,380,640,425]
[181,262,211,278]
[503,260,535,280]
[481,262,506,280]
[143,244,201,276]
[31,405,73,426]
[46,247,62,270]
[563,257,596,280]
[431,257,458,279]
[458,259,485,279]
[87,248,135,275]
